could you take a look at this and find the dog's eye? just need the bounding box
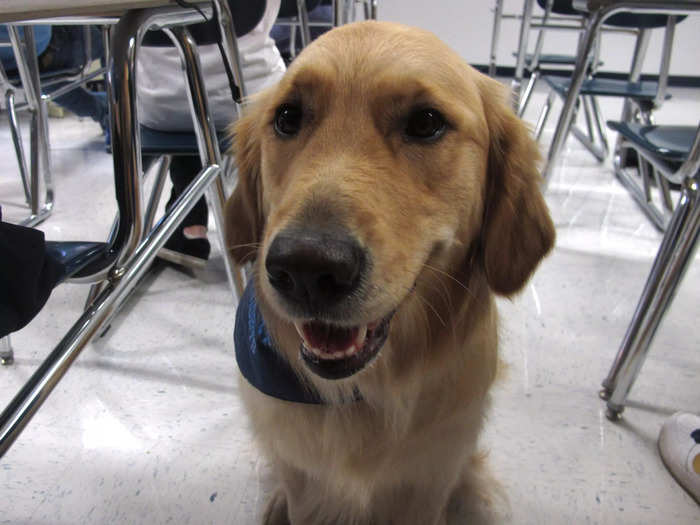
[404,108,446,141]
[274,104,303,137]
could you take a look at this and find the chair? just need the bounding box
[0,24,109,227]
[598,122,700,419]
[274,0,323,61]
[513,0,600,118]
[273,0,377,62]
[0,0,245,457]
[535,0,700,421]
[540,0,700,187]
[534,8,681,163]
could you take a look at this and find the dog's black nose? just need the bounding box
[265,229,365,311]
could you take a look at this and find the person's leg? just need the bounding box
[46,83,107,126]
[39,26,109,139]
[159,155,210,268]
[165,155,208,230]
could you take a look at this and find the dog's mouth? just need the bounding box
[294,313,393,380]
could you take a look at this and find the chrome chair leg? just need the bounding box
[600,176,699,419]
[542,10,604,183]
[365,0,378,20]
[9,26,55,228]
[535,91,554,141]
[5,89,32,205]
[489,0,504,77]
[565,95,607,162]
[296,0,311,49]
[590,94,609,157]
[289,24,297,59]
[144,155,171,234]
[612,141,669,231]
[518,70,539,118]
[1,336,13,366]
[511,0,535,111]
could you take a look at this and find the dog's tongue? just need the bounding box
[301,321,360,354]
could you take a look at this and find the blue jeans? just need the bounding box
[40,26,108,128]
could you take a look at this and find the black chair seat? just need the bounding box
[140,125,232,156]
[606,121,696,163]
[513,52,604,68]
[514,52,577,65]
[45,241,110,282]
[543,75,664,100]
[0,214,110,337]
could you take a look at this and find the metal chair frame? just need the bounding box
[535,0,700,421]
[541,0,700,185]
[0,23,110,228]
[0,0,245,458]
[534,13,677,164]
[599,124,700,419]
[274,0,377,61]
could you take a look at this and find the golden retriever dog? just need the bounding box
[225,20,554,525]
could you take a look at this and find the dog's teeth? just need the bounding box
[354,325,367,350]
[293,321,306,340]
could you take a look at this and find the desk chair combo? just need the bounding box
[505,0,682,166]
[0,0,250,458]
[530,0,700,420]
[1,24,109,228]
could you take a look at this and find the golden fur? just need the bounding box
[225,21,555,525]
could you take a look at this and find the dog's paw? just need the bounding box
[263,490,291,525]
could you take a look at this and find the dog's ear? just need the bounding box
[478,77,555,296]
[225,107,265,264]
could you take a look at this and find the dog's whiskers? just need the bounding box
[413,291,447,328]
[422,263,476,300]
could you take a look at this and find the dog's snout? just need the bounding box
[265,230,365,311]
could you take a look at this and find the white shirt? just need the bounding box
[136,0,285,131]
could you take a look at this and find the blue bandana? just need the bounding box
[234,282,323,404]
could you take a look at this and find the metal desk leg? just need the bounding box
[600,177,699,420]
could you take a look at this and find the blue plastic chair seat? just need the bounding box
[606,121,695,163]
[543,75,663,100]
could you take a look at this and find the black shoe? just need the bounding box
[158,228,210,268]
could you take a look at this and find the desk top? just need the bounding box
[0,0,175,23]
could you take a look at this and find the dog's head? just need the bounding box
[226,21,554,382]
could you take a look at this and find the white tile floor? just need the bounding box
[1,84,699,524]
